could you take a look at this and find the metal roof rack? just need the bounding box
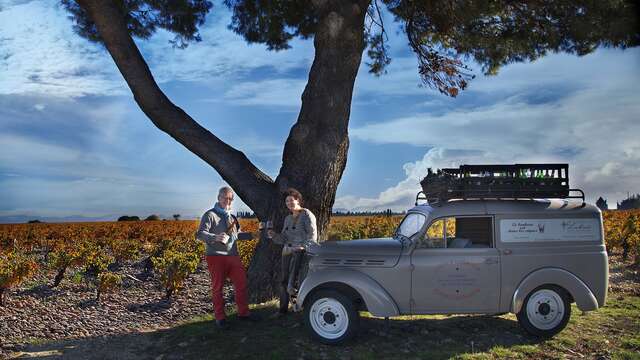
[414,189,585,206]
[416,163,585,206]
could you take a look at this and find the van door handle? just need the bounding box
[484,258,499,265]
[503,249,512,255]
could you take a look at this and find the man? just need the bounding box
[196,186,258,329]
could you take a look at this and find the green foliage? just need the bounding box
[110,238,142,264]
[82,243,114,275]
[96,271,123,302]
[623,214,640,264]
[0,250,38,306]
[327,216,399,240]
[225,0,639,96]
[224,0,317,50]
[48,246,83,287]
[71,271,83,284]
[386,0,639,95]
[63,1,639,98]
[152,248,200,299]
[61,0,213,48]
[619,194,640,210]
[117,215,140,221]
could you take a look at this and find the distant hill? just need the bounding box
[0,213,204,224]
[0,214,119,224]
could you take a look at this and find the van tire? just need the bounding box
[304,289,359,345]
[517,285,571,337]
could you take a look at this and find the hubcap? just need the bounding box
[309,297,349,340]
[526,289,565,330]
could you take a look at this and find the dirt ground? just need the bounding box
[2,252,639,360]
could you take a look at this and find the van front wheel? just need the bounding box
[304,290,359,345]
[517,285,571,337]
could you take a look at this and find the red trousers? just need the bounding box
[206,255,250,320]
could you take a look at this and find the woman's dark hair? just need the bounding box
[284,188,304,207]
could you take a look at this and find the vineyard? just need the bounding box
[1,211,639,307]
[0,216,406,307]
[1,211,640,358]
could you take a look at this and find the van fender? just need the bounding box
[296,268,400,317]
[512,267,598,313]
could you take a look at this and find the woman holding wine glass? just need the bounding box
[267,188,318,318]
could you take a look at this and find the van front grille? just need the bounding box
[343,259,364,265]
[365,259,386,266]
[321,259,341,265]
[319,258,387,267]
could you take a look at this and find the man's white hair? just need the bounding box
[218,186,234,197]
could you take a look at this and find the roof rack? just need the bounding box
[414,189,585,206]
[417,163,585,205]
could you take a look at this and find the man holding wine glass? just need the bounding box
[196,186,259,329]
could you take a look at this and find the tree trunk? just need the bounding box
[247,0,369,302]
[52,266,67,288]
[622,237,630,261]
[77,0,369,303]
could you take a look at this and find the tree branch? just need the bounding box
[77,0,275,215]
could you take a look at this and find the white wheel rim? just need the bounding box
[309,297,349,340]
[526,289,565,330]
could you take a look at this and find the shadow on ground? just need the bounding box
[9,304,543,360]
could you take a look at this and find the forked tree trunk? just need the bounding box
[77,0,369,302]
[247,0,369,302]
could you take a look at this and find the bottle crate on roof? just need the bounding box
[419,163,570,203]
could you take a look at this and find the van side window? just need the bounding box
[417,217,493,249]
[418,219,447,248]
[448,217,493,248]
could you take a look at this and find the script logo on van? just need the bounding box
[501,218,600,242]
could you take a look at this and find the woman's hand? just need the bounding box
[267,229,275,239]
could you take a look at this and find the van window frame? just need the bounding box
[416,215,496,250]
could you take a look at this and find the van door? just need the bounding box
[411,216,501,314]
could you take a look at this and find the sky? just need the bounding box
[0,0,639,222]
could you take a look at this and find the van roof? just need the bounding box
[409,199,600,218]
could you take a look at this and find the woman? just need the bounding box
[267,188,318,317]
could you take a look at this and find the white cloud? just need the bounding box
[0,1,123,97]
[142,10,313,85]
[0,134,81,164]
[226,132,283,158]
[221,78,306,108]
[340,50,640,210]
[0,1,313,98]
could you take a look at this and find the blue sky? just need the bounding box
[1,0,639,221]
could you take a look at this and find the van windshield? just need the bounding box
[396,213,427,239]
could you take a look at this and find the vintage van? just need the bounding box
[294,198,608,344]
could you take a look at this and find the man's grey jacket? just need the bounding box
[196,209,240,256]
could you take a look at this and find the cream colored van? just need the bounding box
[295,198,608,344]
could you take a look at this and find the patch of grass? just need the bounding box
[17,292,640,359]
[611,350,640,360]
[621,336,640,350]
